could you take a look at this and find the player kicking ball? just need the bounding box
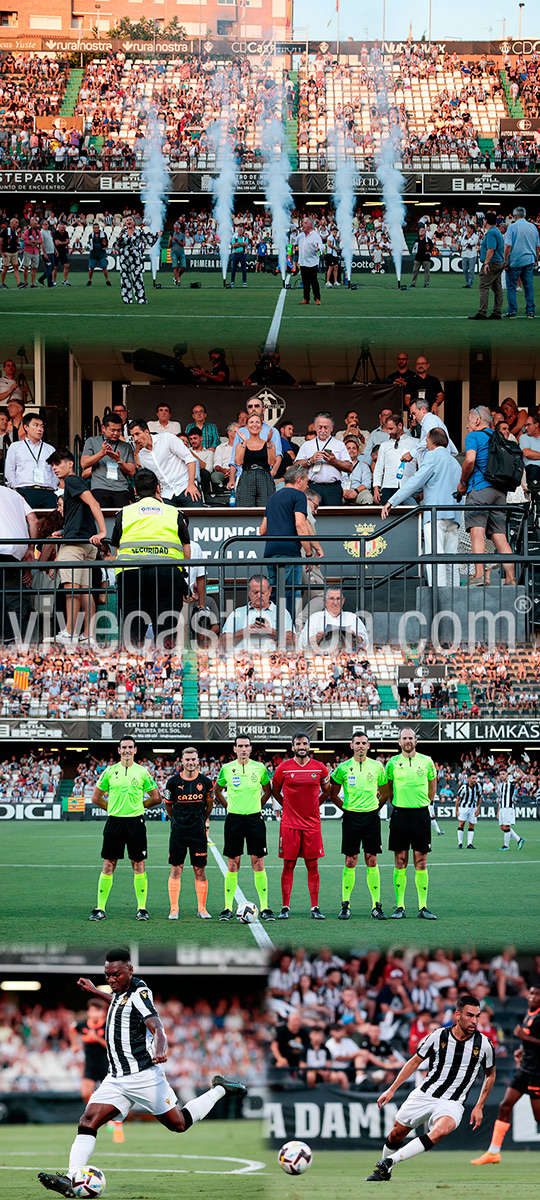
[272,733,330,920]
[329,732,388,921]
[164,746,214,919]
[365,994,495,1181]
[472,985,540,1165]
[38,948,247,1198]
[89,736,161,922]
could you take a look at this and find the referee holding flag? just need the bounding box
[385,728,438,920]
[89,735,161,922]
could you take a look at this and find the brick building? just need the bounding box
[0,0,290,40]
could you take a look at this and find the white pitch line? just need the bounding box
[2,1166,268,1176]
[0,1154,266,1174]
[207,837,275,951]
[264,281,288,353]
[1,857,537,871]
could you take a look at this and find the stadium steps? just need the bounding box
[404,231,416,252]
[182,651,199,718]
[478,136,495,154]
[60,68,84,117]
[377,683,397,711]
[457,682,472,709]
[88,135,104,152]
[499,70,525,118]
[285,70,298,169]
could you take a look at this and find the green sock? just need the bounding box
[393,867,407,908]
[225,871,238,911]
[342,866,356,902]
[134,871,148,910]
[97,872,113,910]
[253,869,268,911]
[415,868,429,910]
[366,865,380,906]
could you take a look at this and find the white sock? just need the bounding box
[182,1084,225,1125]
[381,1143,394,1159]
[509,828,519,842]
[68,1132,96,1177]
[467,829,474,846]
[488,1141,501,1154]
[504,830,511,848]
[390,1135,430,1165]
[432,819,442,834]
[458,829,463,846]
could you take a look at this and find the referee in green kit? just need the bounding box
[89,735,161,922]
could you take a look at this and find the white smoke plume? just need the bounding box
[261,115,293,279]
[142,110,168,281]
[209,70,239,280]
[377,128,406,282]
[333,130,356,283]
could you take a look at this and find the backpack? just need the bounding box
[484,428,524,491]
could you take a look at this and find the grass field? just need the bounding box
[0,1121,266,1200]
[1,272,539,371]
[0,1127,537,1200]
[0,817,537,951]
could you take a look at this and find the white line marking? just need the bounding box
[1,1154,265,1175]
[207,837,275,950]
[264,283,288,353]
[0,857,537,871]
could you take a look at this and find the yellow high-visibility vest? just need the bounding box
[114,498,185,573]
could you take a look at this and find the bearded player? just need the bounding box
[472,985,540,1165]
[272,733,330,920]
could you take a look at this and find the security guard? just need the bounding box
[110,467,190,645]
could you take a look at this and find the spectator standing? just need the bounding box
[116,216,160,305]
[469,212,505,321]
[80,415,135,509]
[192,347,230,385]
[46,449,107,644]
[458,406,515,586]
[460,223,479,288]
[53,221,70,287]
[292,218,324,306]
[130,421,200,507]
[36,221,55,289]
[386,352,418,391]
[381,429,461,587]
[211,422,238,491]
[404,357,444,415]
[87,223,112,287]
[234,414,278,507]
[22,216,44,288]
[373,414,417,505]
[229,397,282,489]
[4,413,57,508]
[0,360,23,408]
[503,206,540,319]
[361,407,394,463]
[259,463,317,616]
[0,217,23,290]
[402,399,458,464]
[168,221,186,287]
[0,485,39,640]
[295,412,353,506]
[410,226,434,288]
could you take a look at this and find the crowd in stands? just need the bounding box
[0,989,265,1096]
[267,947,539,1092]
[0,751,62,802]
[1,46,540,175]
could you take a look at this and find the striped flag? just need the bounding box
[13,667,30,690]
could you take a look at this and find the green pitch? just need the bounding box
[0,818,537,950]
[0,1121,266,1200]
[1,272,538,365]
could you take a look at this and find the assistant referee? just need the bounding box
[89,735,161,922]
[386,728,437,921]
[330,731,388,922]
[214,734,274,922]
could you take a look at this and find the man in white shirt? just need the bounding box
[129,420,200,506]
[222,574,293,653]
[291,218,324,305]
[373,414,417,504]
[295,412,353,506]
[4,413,57,508]
[147,402,181,437]
[401,400,458,465]
[212,422,238,491]
[0,360,22,405]
[0,485,39,637]
[298,587,369,653]
[460,224,479,289]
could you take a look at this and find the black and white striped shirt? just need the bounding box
[416,1026,494,1102]
[105,976,157,1077]
[496,777,517,806]
[457,782,482,807]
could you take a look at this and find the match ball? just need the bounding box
[278,1141,313,1175]
[236,900,258,923]
[71,1167,106,1198]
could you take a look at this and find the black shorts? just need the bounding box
[326,255,338,269]
[341,809,382,857]
[169,824,208,867]
[223,812,267,859]
[101,815,147,862]
[56,248,69,265]
[388,806,432,854]
[510,1069,540,1097]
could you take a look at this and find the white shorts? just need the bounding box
[499,807,516,826]
[458,805,477,825]
[90,1065,178,1120]
[396,1086,464,1132]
